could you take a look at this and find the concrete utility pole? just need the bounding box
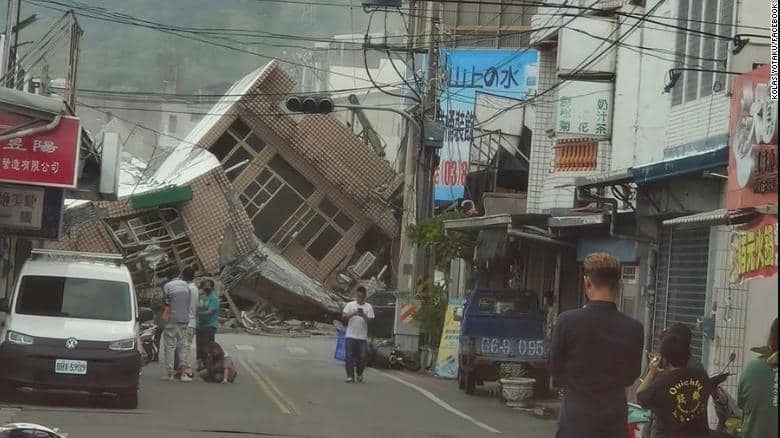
[393,0,440,353]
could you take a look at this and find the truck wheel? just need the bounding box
[465,371,477,395]
[457,369,465,390]
[117,391,138,410]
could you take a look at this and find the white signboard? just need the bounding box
[555,80,613,138]
[0,184,44,229]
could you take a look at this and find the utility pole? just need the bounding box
[392,0,439,353]
[1,0,20,86]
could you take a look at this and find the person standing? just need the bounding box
[636,329,712,438]
[161,266,196,382]
[197,279,220,369]
[738,318,778,438]
[185,273,199,377]
[342,286,374,383]
[550,253,644,438]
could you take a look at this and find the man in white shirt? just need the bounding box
[342,286,374,383]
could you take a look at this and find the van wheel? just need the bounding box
[465,371,477,395]
[457,369,465,390]
[117,391,138,409]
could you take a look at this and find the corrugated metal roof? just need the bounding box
[662,208,757,227]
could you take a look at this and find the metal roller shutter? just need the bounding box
[652,226,710,362]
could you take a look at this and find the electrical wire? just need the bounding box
[477,0,668,128]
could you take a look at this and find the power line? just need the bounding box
[477,0,667,127]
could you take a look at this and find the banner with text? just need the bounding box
[434,298,464,379]
[730,214,778,284]
[437,49,538,202]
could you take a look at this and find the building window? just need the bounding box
[291,197,354,261]
[553,139,598,172]
[210,118,267,181]
[239,158,354,261]
[190,113,203,124]
[671,0,733,106]
[168,115,178,133]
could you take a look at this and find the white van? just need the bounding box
[0,249,153,409]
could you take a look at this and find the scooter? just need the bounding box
[139,324,159,365]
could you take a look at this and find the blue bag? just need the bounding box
[334,330,346,362]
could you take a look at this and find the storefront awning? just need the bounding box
[443,214,512,232]
[575,169,634,189]
[662,208,760,227]
[631,147,729,186]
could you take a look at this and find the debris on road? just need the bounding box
[218,288,341,338]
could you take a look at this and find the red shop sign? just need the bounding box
[0,116,81,188]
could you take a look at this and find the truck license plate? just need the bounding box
[55,359,87,375]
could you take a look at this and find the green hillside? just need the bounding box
[6,0,369,93]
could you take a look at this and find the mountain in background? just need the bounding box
[7,0,369,93]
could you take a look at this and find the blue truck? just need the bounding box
[455,288,550,395]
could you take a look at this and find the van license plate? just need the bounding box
[55,359,87,375]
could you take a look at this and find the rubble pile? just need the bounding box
[218,296,340,338]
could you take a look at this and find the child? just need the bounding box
[200,341,237,384]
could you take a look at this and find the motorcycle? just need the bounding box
[139,324,159,365]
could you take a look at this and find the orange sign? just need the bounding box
[729,214,778,284]
[726,65,778,210]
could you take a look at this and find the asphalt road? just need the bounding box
[0,333,556,438]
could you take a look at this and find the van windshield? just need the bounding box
[15,275,132,321]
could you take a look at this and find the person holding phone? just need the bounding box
[636,329,712,438]
[342,286,374,383]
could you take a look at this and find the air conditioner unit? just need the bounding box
[349,251,376,278]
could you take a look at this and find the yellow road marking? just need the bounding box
[237,356,297,415]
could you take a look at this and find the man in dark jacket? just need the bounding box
[550,253,645,438]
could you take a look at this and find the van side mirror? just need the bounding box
[0,297,9,313]
[453,307,464,322]
[138,307,154,323]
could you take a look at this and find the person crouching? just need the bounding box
[200,341,237,384]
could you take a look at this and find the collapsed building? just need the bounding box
[48,60,401,319]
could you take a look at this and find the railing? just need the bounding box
[553,138,599,171]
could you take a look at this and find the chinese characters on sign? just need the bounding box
[437,49,538,202]
[727,65,778,210]
[729,215,778,284]
[0,115,81,188]
[555,81,613,138]
[0,184,44,229]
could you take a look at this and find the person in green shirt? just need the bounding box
[738,318,778,438]
[196,279,220,371]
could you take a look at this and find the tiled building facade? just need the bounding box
[182,62,400,282]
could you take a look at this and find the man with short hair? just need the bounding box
[197,279,219,369]
[342,286,374,383]
[550,253,645,438]
[161,266,196,382]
